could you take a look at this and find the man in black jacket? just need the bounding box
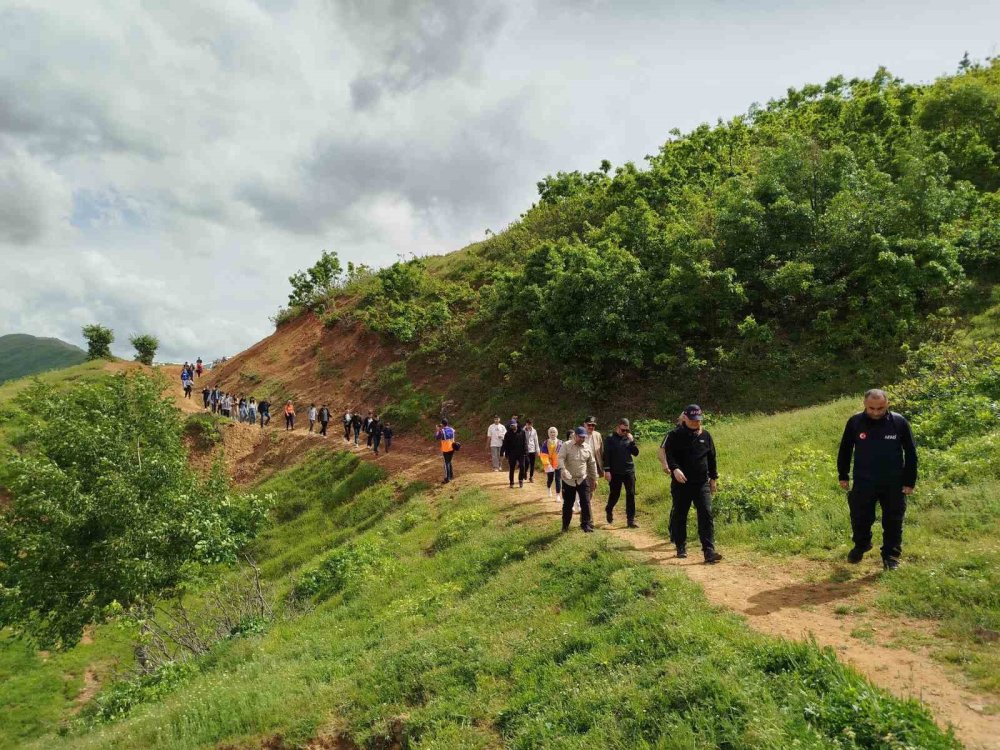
[318,405,330,437]
[604,417,640,528]
[659,404,722,563]
[501,421,528,488]
[837,388,917,570]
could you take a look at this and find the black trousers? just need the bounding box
[384,436,391,452]
[344,422,351,439]
[562,481,593,530]
[525,452,536,480]
[669,481,715,554]
[507,455,526,485]
[848,485,906,559]
[372,433,382,453]
[319,420,328,436]
[606,472,637,523]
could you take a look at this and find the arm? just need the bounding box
[899,415,918,490]
[707,433,718,480]
[586,452,599,483]
[837,419,853,487]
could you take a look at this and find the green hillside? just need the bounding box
[273,58,1000,421]
[0,334,87,384]
[3,449,960,750]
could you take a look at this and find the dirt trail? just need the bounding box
[451,468,1000,750]
[158,371,996,748]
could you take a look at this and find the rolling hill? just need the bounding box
[0,334,88,383]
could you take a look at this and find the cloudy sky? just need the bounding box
[1,0,997,361]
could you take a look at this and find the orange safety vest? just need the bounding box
[284,404,294,416]
[438,427,455,452]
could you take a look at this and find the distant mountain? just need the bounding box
[0,334,88,383]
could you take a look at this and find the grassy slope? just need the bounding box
[25,449,957,750]
[0,334,87,384]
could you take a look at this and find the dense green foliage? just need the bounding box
[287,250,343,309]
[0,373,270,648]
[0,334,87,384]
[80,324,114,361]
[285,60,1000,405]
[475,62,1000,391]
[18,451,958,749]
[128,334,159,365]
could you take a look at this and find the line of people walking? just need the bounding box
[477,389,917,570]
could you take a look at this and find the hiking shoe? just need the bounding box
[627,521,639,529]
[561,526,569,533]
[847,545,872,564]
[509,483,515,489]
[883,557,900,571]
[676,546,687,559]
[606,508,613,524]
[704,551,723,564]
[582,526,595,533]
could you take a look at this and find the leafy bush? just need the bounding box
[290,538,393,602]
[713,448,821,522]
[184,412,222,449]
[0,374,271,648]
[432,508,490,551]
[81,323,114,360]
[129,334,159,365]
[86,660,197,723]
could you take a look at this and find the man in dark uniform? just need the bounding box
[604,417,640,528]
[660,404,723,563]
[837,388,917,570]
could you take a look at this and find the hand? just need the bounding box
[902,486,914,495]
[589,479,597,491]
[604,471,612,482]
[839,480,850,491]
[672,468,687,483]
[626,432,634,442]
[709,479,717,494]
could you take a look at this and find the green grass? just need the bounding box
[630,393,1000,694]
[12,450,961,749]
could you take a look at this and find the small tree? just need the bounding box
[0,373,271,648]
[287,250,343,309]
[130,334,159,365]
[82,323,114,360]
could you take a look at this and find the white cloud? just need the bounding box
[0,0,997,361]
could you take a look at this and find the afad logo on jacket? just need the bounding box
[859,432,867,440]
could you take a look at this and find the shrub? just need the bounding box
[713,448,821,522]
[290,538,392,602]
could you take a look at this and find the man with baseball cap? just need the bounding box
[604,417,640,528]
[558,426,599,532]
[659,404,723,563]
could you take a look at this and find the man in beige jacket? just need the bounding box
[559,426,599,532]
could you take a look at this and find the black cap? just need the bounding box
[585,415,598,425]
[683,404,703,421]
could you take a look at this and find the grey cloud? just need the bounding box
[238,92,544,236]
[0,143,71,244]
[336,0,511,109]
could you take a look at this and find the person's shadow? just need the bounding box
[745,571,879,616]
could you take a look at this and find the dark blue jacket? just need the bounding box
[837,412,917,487]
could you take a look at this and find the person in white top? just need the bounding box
[486,415,506,472]
[522,418,539,483]
[308,403,318,433]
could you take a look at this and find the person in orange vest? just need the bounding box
[284,401,295,431]
[435,419,457,484]
[539,426,563,498]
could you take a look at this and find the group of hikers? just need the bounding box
[184,366,916,570]
[463,388,917,569]
[340,410,394,455]
[192,380,396,456]
[179,358,204,398]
